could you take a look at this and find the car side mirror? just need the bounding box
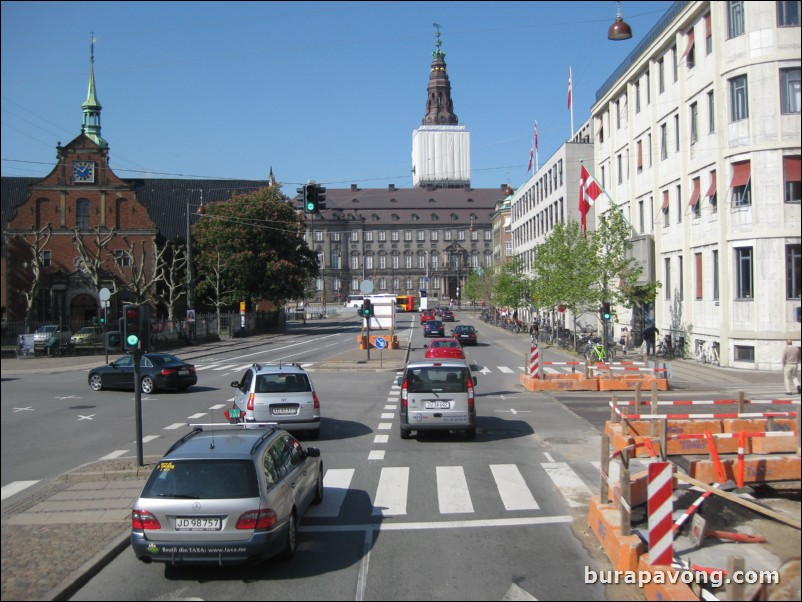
[306,447,321,457]
[230,381,240,389]
[472,376,478,386]
[396,376,404,386]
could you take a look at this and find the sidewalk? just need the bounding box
[0,323,410,601]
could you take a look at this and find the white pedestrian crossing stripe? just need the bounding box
[303,462,593,520]
[490,464,539,510]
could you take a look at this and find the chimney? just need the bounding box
[388,184,396,191]
[351,184,358,192]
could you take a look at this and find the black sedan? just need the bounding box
[423,319,445,337]
[88,353,198,394]
[452,325,478,346]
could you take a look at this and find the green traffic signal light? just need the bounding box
[304,184,317,212]
[601,302,612,321]
[124,304,141,348]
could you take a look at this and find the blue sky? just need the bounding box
[1,1,674,197]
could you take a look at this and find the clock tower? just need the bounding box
[411,25,471,189]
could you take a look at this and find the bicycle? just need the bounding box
[586,342,616,363]
[656,336,674,359]
[695,340,720,366]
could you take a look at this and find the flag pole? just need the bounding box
[569,66,574,139]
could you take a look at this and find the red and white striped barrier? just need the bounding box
[528,344,540,379]
[541,361,583,366]
[614,398,795,406]
[648,462,674,565]
[609,402,797,421]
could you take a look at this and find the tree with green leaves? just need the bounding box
[494,256,532,310]
[531,219,597,319]
[191,187,318,309]
[463,267,496,307]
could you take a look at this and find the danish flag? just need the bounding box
[579,163,607,231]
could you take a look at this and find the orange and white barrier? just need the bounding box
[528,343,540,379]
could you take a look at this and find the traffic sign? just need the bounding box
[375,337,387,349]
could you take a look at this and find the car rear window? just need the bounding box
[406,367,469,393]
[141,459,259,499]
[255,373,311,393]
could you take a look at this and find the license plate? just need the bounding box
[228,408,241,419]
[179,369,189,375]
[425,401,451,409]
[175,517,221,531]
[271,407,297,415]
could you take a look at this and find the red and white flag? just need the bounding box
[568,66,572,110]
[579,163,607,231]
[527,120,538,172]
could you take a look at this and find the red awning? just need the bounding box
[688,178,701,206]
[784,156,801,182]
[661,190,670,211]
[682,29,695,59]
[730,161,751,188]
[705,171,717,199]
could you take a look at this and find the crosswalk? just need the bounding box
[305,460,596,520]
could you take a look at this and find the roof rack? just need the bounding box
[251,361,303,371]
[188,422,279,429]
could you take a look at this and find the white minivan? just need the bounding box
[397,359,477,440]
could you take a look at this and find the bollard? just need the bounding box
[647,462,674,565]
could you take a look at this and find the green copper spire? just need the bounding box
[432,23,445,59]
[81,33,107,148]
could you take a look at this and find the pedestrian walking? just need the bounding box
[781,340,800,395]
[642,324,658,356]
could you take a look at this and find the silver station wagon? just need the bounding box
[131,425,323,566]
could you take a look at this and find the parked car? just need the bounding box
[88,353,197,394]
[452,324,478,346]
[424,337,465,360]
[423,319,445,337]
[397,359,477,440]
[70,326,104,347]
[229,362,320,439]
[33,324,73,349]
[131,424,323,566]
[420,310,436,324]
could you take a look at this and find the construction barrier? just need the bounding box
[528,343,540,379]
[590,414,802,601]
[647,462,674,566]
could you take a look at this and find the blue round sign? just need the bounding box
[375,337,387,349]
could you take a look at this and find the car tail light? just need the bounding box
[313,391,320,409]
[132,509,161,530]
[467,378,475,409]
[236,508,277,530]
[247,393,255,411]
[400,378,408,408]
[161,367,177,376]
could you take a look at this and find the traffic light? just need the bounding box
[105,330,123,352]
[123,304,142,350]
[316,185,326,210]
[98,307,106,325]
[363,299,372,317]
[601,302,612,322]
[304,184,317,213]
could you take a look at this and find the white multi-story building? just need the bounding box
[591,0,800,369]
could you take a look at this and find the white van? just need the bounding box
[345,295,365,308]
[397,359,477,440]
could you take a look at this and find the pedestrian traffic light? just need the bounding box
[304,184,317,213]
[123,304,142,350]
[601,302,612,322]
[363,299,372,317]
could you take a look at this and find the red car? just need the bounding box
[424,338,465,359]
[420,310,436,324]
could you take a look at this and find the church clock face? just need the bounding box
[71,160,95,183]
